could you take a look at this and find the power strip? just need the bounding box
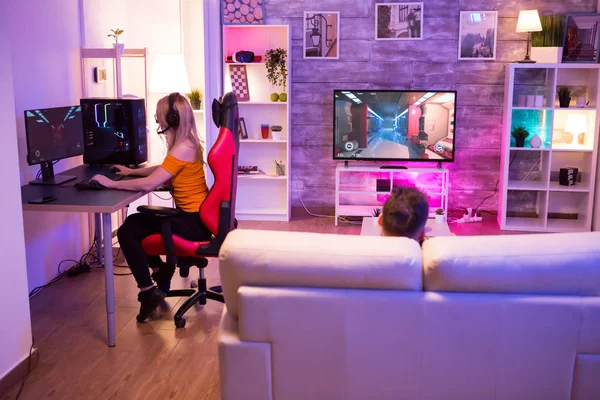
[455,208,483,224]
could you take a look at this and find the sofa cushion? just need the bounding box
[422,232,600,295]
[219,229,423,318]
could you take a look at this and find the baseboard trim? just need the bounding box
[0,347,39,395]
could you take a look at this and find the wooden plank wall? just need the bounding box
[264,0,597,210]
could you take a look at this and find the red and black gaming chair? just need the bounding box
[136,92,239,328]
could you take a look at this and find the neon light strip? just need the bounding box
[103,104,112,128]
[94,104,101,128]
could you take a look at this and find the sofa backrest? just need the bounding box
[422,232,600,296]
[219,229,423,318]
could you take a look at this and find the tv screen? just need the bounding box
[333,90,456,161]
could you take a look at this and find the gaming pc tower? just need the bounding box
[80,98,148,166]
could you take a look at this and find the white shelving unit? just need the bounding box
[499,64,600,232]
[223,24,291,221]
[80,46,149,240]
[335,165,449,226]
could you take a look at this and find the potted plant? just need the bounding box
[557,86,571,108]
[372,207,382,217]
[265,48,287,102]
[531,15,565,63]
[435,208,445,223]
[186,89,202,110]
[511,125,529,148]
[270,125,283,140]
[108,28,124,54]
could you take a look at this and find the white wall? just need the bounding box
[82,0,208,208]
[0,6,33,380]
[5,0,88,292]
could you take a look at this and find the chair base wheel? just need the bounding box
[175,317,186,328]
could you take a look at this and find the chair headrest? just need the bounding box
[212,92,239,128]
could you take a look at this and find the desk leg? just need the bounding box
[102,213,116,347]
[94,213,103,265]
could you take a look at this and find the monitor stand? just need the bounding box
[29,161,76,185]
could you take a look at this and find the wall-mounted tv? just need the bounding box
[333,90,457,162]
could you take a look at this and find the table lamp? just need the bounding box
[149,54,192,94]
[516,10,542,63]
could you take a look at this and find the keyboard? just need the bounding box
[74,171,124,190]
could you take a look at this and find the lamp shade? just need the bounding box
[564,114,588,134]
[516,10,542,33]
[149,54,191,94]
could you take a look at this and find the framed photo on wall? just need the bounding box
[303,11,340,59]
[375,3,423,40]
[562,13,600,63]
[458,11,498,60]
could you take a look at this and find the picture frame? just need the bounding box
[239,117,248,139]
[303,11,340,59]
[458,11,498,61]
[222,0,265,25]
[562,13,600,63]
[375,3,423,41]
[94,67,107,83]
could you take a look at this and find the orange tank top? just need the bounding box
[161,154,209,213]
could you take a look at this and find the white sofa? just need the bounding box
[218,229,600,400]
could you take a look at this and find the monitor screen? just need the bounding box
[25,105,84,165]
[333,90,456,162]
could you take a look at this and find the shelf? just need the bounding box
[554,107,597,111]
[504,217,546,230]
[236,207,288,215]
[336,165,449,173]
[238,174,287,181]
[509,147,551,151]
[507,181,547,191]
[81,47,146,58]
[512,107,552,111]
[235,208,289,221]
[546,218,588,232]
[226,62,266,66]
[550,146,594,152]
[338,191,391,195]
[238,102,288,105]
[241,139,287,143]
[548,181,591,192]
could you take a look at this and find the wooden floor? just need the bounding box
[4,210,506,400]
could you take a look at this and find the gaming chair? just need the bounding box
[137,92,239,328]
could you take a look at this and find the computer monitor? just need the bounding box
[25,105,84,185]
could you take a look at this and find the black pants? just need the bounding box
[117,211,211,288]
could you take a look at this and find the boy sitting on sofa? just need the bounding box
[378,186,429,243]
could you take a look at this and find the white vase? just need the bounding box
[530,47,563,63]
[529,134,542,148]
[113,43,125,54]
[435,214,445,224]
[272,131,282,141]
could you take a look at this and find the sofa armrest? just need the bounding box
[219,229,423,318]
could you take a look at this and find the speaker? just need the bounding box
[234,51,255,63]
[80,98,147,166]
[559,167,579,186]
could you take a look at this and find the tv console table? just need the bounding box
[335,165,449,226]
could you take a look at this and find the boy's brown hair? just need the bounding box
[380,186,429,238]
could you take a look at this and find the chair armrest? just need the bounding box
[137,205,182,217]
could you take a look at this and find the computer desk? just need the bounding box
[21,164,146,347]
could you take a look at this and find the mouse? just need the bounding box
[108,166,120,173]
